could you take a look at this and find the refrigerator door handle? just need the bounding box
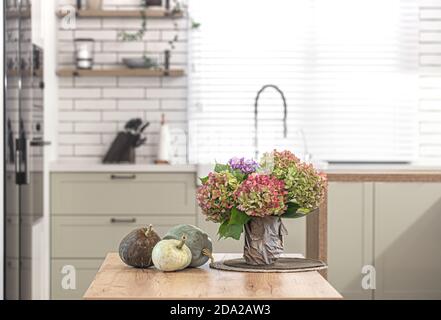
[30,138,51,147]
[15,138,30,185]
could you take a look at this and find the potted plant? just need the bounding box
[197,150,327,266]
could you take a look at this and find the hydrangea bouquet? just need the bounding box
[197,150,327,265]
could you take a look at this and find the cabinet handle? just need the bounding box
[110,218,137,224]
[110,174,136,180]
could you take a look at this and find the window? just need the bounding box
[188,0,419,164]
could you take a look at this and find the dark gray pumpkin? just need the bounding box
[119,225,161,268]
[163,224,213,267]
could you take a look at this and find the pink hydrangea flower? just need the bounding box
[234,174,287,217]
[197,171,238,222]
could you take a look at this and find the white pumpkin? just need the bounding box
[152,235,192,272]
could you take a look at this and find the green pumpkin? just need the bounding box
[164,224,213,267]
[119,225,161,268]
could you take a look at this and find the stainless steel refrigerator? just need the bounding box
[4,0,47,300]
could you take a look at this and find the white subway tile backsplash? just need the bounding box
[146,19,188,31]
[75,145,107,156]
[59,88,101,99]
[74,77,117,87]
[59,100,74,110]
[74,19,102,30]
[58,122,74,133]
[94,53,119,64]
[59,111,101,122]
[75,99,117,110]
[146,41,187,53]
[117,77,161,87]
[75,122,118,133]
[102,110,145,121]
[102,18,143,29]
[58,53,75,65]
[143,31,161,41]
[58,30,74,40]
[102,88,145,98]
[75,30,118,40]
[118,99,160,110]
[58,145,74,156]
[59,134,101,145]
[102,41,144,52]
[58,77,74,87]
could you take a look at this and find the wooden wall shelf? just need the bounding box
[56,9,183,19]
[56,68,185,77]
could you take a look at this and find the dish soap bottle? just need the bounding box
[156,113,171,164]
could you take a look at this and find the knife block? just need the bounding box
[103,132,137,164]
[119,147,136,164]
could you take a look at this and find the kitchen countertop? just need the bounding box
[50,161,197,173]
[50,161,441,181]
[84,253,342,300]
[322,163,441,182]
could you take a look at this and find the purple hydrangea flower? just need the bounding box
[228,157,259,174]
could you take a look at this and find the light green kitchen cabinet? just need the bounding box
[52,215,196,258]
[327,182,374,300]
[51,173,196,215]
[374,183,441,300]
[51,259,103,300]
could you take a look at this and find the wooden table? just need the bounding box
[84,253,342,300]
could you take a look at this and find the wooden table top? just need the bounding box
[84,253,342,300]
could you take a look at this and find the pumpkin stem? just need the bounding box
[144,224,153,237]
[177,235,187,250]
[202,248,215,264]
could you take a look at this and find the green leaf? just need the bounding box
[214,163,230,173]
[229,208,251,225]
[232,169,246,182]
[218,223,244,240]
[282,202,307,219]
[217,220,229,239]
[199,176,209,184]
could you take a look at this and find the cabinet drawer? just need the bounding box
[51,259,102,300]
[52,215,196,258]
[51,173,196,215]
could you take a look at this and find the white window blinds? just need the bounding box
[188,0,419,164]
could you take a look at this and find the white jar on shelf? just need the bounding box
[74,38,95,69]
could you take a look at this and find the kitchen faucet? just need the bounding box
[254,84,288,159]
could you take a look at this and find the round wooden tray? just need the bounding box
[210,257,328,273]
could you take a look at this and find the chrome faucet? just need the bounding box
[254,84,288,159]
